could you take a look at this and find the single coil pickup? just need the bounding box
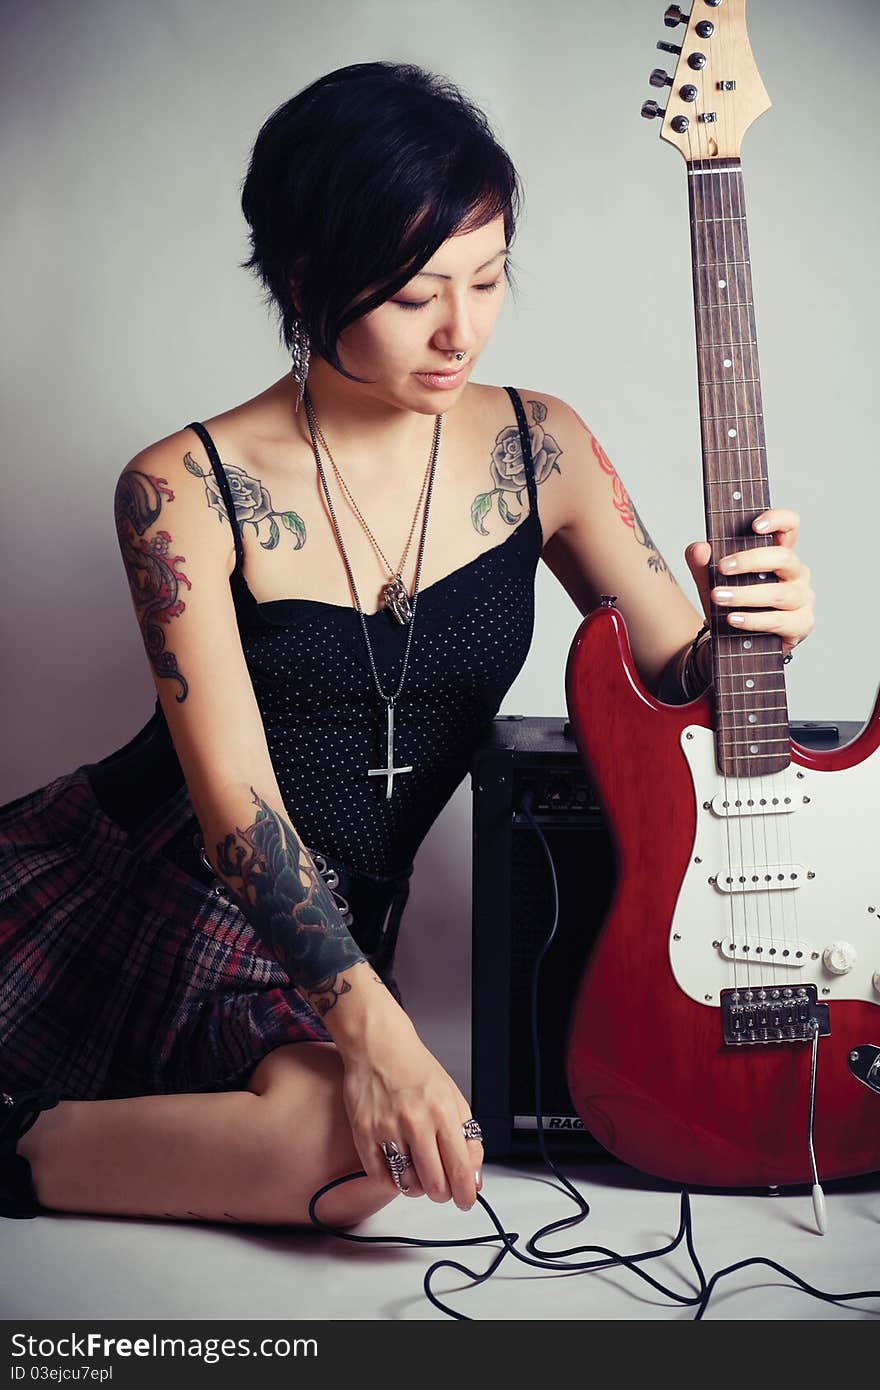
[710,792,797,818]
[713,863,807,894]
[720,984,830,1046]
[718,937,809,966]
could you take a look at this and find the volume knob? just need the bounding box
[822,941,857,975]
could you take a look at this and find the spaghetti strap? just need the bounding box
[502,386,539,519]
[183,420,245,573]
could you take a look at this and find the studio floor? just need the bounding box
[3,1156,879,1322]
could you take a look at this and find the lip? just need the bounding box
[414,364,467,389]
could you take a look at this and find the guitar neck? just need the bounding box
[688,157,790,776]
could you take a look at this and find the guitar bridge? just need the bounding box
[720,984,830,1045]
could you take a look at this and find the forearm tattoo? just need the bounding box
[184,450,307,551]
[471,398,561,534]
[585,424,678,585]
[213,787,368,1015]
[114,470,193,701]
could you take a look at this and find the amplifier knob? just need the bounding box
[822,941,857,975]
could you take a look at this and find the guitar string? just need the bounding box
[728,156,794,985]
[719,33,797,993]
[718,27,800,1004]
[685,74,744,998]
[710,74,762,992]
[713,31,768,993]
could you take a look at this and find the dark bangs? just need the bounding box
[239,61,523,383]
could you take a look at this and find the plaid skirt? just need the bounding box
[0,763,412,1101]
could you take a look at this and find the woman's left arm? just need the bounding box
[530,391,815,702]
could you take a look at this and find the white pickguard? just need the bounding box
[669,725,880,1007]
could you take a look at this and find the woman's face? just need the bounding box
[332,214,509,412]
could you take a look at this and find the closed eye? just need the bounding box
[392,280,503,311]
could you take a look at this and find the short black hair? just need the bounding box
[239,61,523,383]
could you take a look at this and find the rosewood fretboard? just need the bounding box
[688,157,790,777]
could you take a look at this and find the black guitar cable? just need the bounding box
[306,790,880,1320]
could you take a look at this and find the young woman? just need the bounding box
[0,61,814,1230]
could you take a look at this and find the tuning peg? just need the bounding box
[664,4,689,25]
[641,99,666,120]
[657,40,682,55]
[649,68,673,88]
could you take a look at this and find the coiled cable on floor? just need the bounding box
[305,789,880,1319]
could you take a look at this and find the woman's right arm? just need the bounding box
[114,432,394,1037]
[114,433,482,1209]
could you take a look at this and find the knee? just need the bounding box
[249,1045,403,1229]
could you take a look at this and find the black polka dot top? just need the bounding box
[94,386,543,878]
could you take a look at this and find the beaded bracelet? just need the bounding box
[680,619,793,700]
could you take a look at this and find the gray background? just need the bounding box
[2,0,877,1056]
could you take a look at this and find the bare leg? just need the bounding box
[16,1042,400,1228]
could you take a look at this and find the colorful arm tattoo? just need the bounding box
[114,469,193,702]
[213,788,370,1016]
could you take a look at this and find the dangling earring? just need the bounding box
[290,315,311,412]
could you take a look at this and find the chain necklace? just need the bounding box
[302,387,443,799]
[308,415,434,627]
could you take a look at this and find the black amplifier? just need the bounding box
[469,714,863,1163]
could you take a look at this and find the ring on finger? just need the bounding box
[462,1118,483,1142]
[380,1139,414,1192]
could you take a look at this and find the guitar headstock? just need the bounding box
[641,0,770,160]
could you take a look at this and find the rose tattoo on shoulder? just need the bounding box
[184,452,307,552]
[471,398,561,535]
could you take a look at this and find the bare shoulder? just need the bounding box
[479,384,598,546]
[115,424,237,576]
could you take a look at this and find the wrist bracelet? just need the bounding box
[683,620,794,696]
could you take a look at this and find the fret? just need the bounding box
[695,216,746,223]
[719,703,790,714]
[717,718,791,732]
[718,739,791,750]
[697,301,754,310]
[688,166,742,176]
[698,341,757,349]
[703,414,763,421]
[695,260,751,267]
[702,378,760,385]
[704,448,767,457]
[715,685,789,697]
[704,474,768,482]
[714,652,784,662]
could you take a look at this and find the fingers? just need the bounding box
[753,508,800,548]
[406,1113,482,1211]
[714,543,805,581]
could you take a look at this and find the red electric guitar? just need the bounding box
[564,0,880,1188]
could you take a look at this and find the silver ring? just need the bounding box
[462,1118,482,1142]
[380,1139,413,1192]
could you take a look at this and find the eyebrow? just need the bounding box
[413,248,509,280]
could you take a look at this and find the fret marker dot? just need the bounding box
[718,279,727,288]
[745,679,755,688]
[723,358,733,368]
[743,640,752,648]
[758,572,767,579]
[733,490,742,500]
[748,714,757,723]
[750,744,759,753]
[728,428,737,437]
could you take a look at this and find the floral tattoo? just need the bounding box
[184,452,307,551]
[471,398,562,535]
[114,470,192,702]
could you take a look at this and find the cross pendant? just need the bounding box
[368,700,413,800]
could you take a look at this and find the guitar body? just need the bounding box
[565,606,880,1187]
